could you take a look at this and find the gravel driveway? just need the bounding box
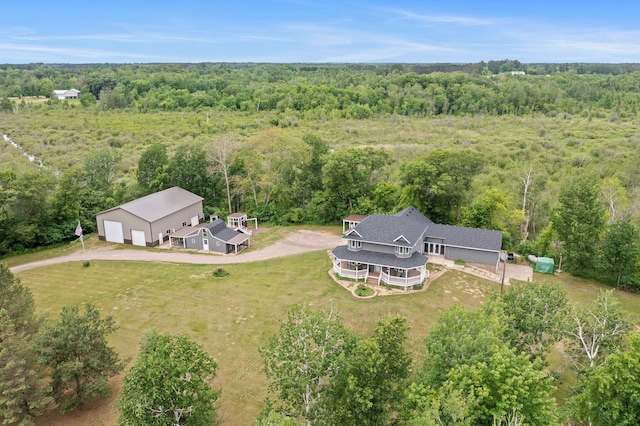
[10,230,343,274]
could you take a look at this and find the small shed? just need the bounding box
[169,219,250,253]
[227,212,257,235]
[535,257,555,274]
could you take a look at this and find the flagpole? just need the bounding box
[76,221,85,254]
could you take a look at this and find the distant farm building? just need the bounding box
[52,89,80,100]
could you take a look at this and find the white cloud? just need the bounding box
[381,8,495,26]
[0,42,158,60]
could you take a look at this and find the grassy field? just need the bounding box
[17,250,497,425]
[11,242,640,424]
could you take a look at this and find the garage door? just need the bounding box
[131,230,146,247]
[103,220,124,243]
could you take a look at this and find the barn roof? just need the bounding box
[96,187,203,223]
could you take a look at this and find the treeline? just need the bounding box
[2,62,640,117]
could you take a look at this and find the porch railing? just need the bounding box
[333,263,368,281]
[333,261,429,288]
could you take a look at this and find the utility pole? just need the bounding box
[500,251,507,295]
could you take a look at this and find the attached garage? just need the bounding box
[96,187,204,247]
[103,220,124,243]
[131,230,146,247]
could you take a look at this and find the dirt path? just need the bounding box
[10,230,343,274]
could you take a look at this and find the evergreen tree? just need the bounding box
[36,304,125,412]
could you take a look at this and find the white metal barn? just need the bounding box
[95,187,204,247]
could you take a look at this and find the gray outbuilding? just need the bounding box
[169,219,250,253]
[95,187,204,247]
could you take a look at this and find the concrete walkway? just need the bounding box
[10,230,343,274]
[427,255,533,285]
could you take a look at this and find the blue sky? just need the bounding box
[2,1,639,63]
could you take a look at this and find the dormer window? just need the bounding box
[395,245,411,256]
[349,240,362,250]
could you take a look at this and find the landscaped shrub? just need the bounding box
[212,267,229,278]
[355,284,374,297]
[454,259,466,266]
[83,260,90,267]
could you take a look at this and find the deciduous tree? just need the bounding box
[444,345,557,425]
[327,315,411,425]
[260,304,353,426]
[599,219,640,289]
[168,142,210,201]
[555,173,606,274]
[568,332,640,425]
[419,304,507,388]
[499,282,569,359]
[118,330,220,426]
[136,143,168,195]
[207,134,243,214]
[563,290,632,370]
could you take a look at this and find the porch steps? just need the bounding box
[236,225,253,236]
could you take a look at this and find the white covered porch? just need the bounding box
[330,257,428,289]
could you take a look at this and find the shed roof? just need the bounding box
[97,187,203,223]
[343,214,368,223]
[204,219,247,243]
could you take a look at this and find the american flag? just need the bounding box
[75,222,83,237]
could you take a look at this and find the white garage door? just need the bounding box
[131,230,146,247]
[103,220,124,243]
[191,215,199,226]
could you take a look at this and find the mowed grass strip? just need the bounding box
[18,253,640,425]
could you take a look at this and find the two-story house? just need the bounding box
[331,206,503,289]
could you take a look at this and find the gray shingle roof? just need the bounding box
[205,219,247,243]
[394,206,433,226]
[332,245,428,269]
[343,206,502,252]
[426,223,502,252]
[205,219,227,234]
[98,187,203,223]
[345,212,429,246]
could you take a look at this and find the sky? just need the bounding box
[2,0,640,64]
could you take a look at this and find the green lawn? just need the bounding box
[13,250,640,425]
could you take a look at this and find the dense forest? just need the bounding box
[1,62,639,289]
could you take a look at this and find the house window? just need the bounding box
[166,229,171,234]
[216,241,220,246]
[349,240,362,250]
[183,222,187,226]
[395,246,411,256]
